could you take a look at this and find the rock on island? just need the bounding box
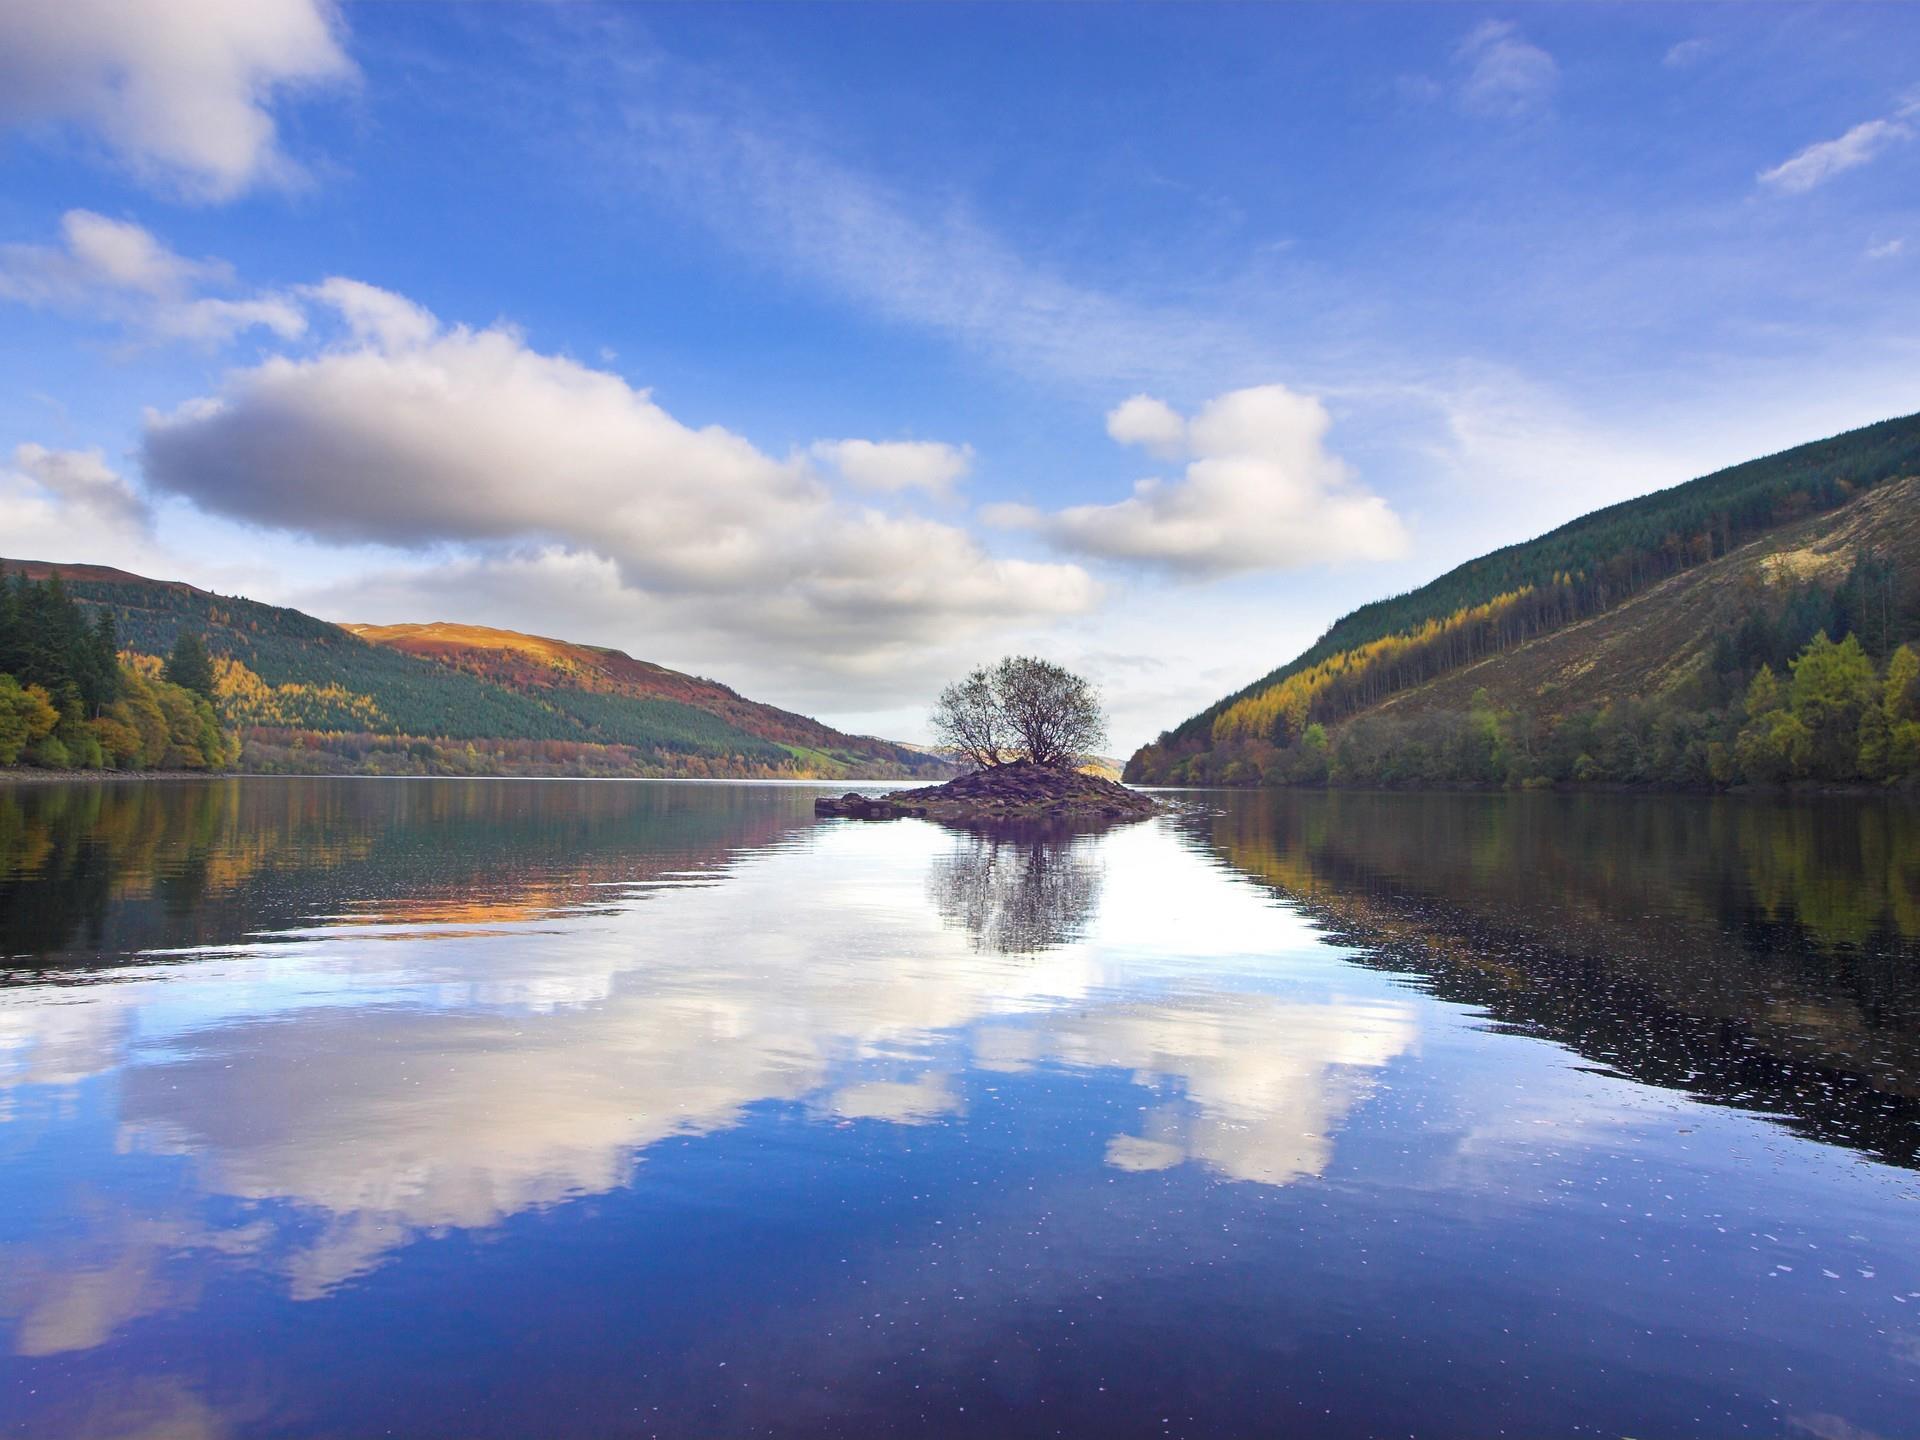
[814,759,1161,822]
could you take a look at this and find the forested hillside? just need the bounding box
[1,569,230,772]
[344,622,940,776]
[0,561,947,780]
[1128,412,1920,790]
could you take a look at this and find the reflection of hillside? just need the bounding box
[927,823,1105,954]
[1194,792,1920,1167]
[0,779,805,967]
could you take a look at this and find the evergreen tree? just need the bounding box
[85,608,121,712]
[0,570,22,678]
[165,631,216,700]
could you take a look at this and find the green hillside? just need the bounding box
[0,560,944,780]
[1129,411,1920,789]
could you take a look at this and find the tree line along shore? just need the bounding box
[1,570,230,773]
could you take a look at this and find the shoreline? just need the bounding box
[1136,778,1920,800]
[0,768,931,787]
[7,768,1913,799]
[0,768,235,785]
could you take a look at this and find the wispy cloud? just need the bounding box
[1455,21,1558,118]
[4,443,152,539]
[1759,99,1917,194]
[0,210,306,345]
[1662,38,1711,70]
[610,107,1267,394]
[463,12,1285,398]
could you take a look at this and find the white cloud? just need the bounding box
[1759,110,1915,194]
[140,281,1098,699]
[1455,21,1558,118]
[0,0,355,201]
[0,211,306,345]
[1104,394,1187,460]
[1867,238,1906,261]
[1663,38,1710,69]
[990,384,1408,580]
[810,438,972,496]
[39,210,222,297]
[2,444,153,544]
[299,276,438,350]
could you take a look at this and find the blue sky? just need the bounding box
[1,2,1915,749]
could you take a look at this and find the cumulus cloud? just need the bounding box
[810,438,972,496]
[2,444,153,542]
[1455,21,1558,118]
[0,211,305,345]
[988,385,1408,580]
[0,0,355,201]
[1104,394,1187,460]
[140,281,1097,697]
[1759,106,1916,194]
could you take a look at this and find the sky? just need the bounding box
[0,2,1915,753]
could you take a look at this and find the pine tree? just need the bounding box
[165,631,216,700]
[86,608,121,712]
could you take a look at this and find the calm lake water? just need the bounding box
[2,779,1917,1439]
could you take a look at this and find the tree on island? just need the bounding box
[932,656,1106,770]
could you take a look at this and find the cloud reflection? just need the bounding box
[1,809,1413,1355]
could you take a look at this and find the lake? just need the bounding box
[2,778,1916,1439]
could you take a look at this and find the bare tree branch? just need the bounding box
[930,657,1106,770]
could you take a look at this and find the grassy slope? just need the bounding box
[1,561,947,779]
[1371,474,1920,722]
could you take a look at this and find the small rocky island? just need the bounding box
[819,656,1157,823]
[815,758,1160,822]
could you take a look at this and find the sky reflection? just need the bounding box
[1,802,1412,1356]
[1,780,1915,1440]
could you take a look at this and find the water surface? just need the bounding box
[1,779,1916,1438]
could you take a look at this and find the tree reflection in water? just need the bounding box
[925,819,1114,955]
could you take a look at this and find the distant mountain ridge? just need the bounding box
[343,619,935,772]
[2,560,949,781]
[1129,411,1920,785]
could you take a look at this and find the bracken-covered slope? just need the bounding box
[1368,474,1920,725]
[0,560,948,780]
[1129,410,1920,782]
